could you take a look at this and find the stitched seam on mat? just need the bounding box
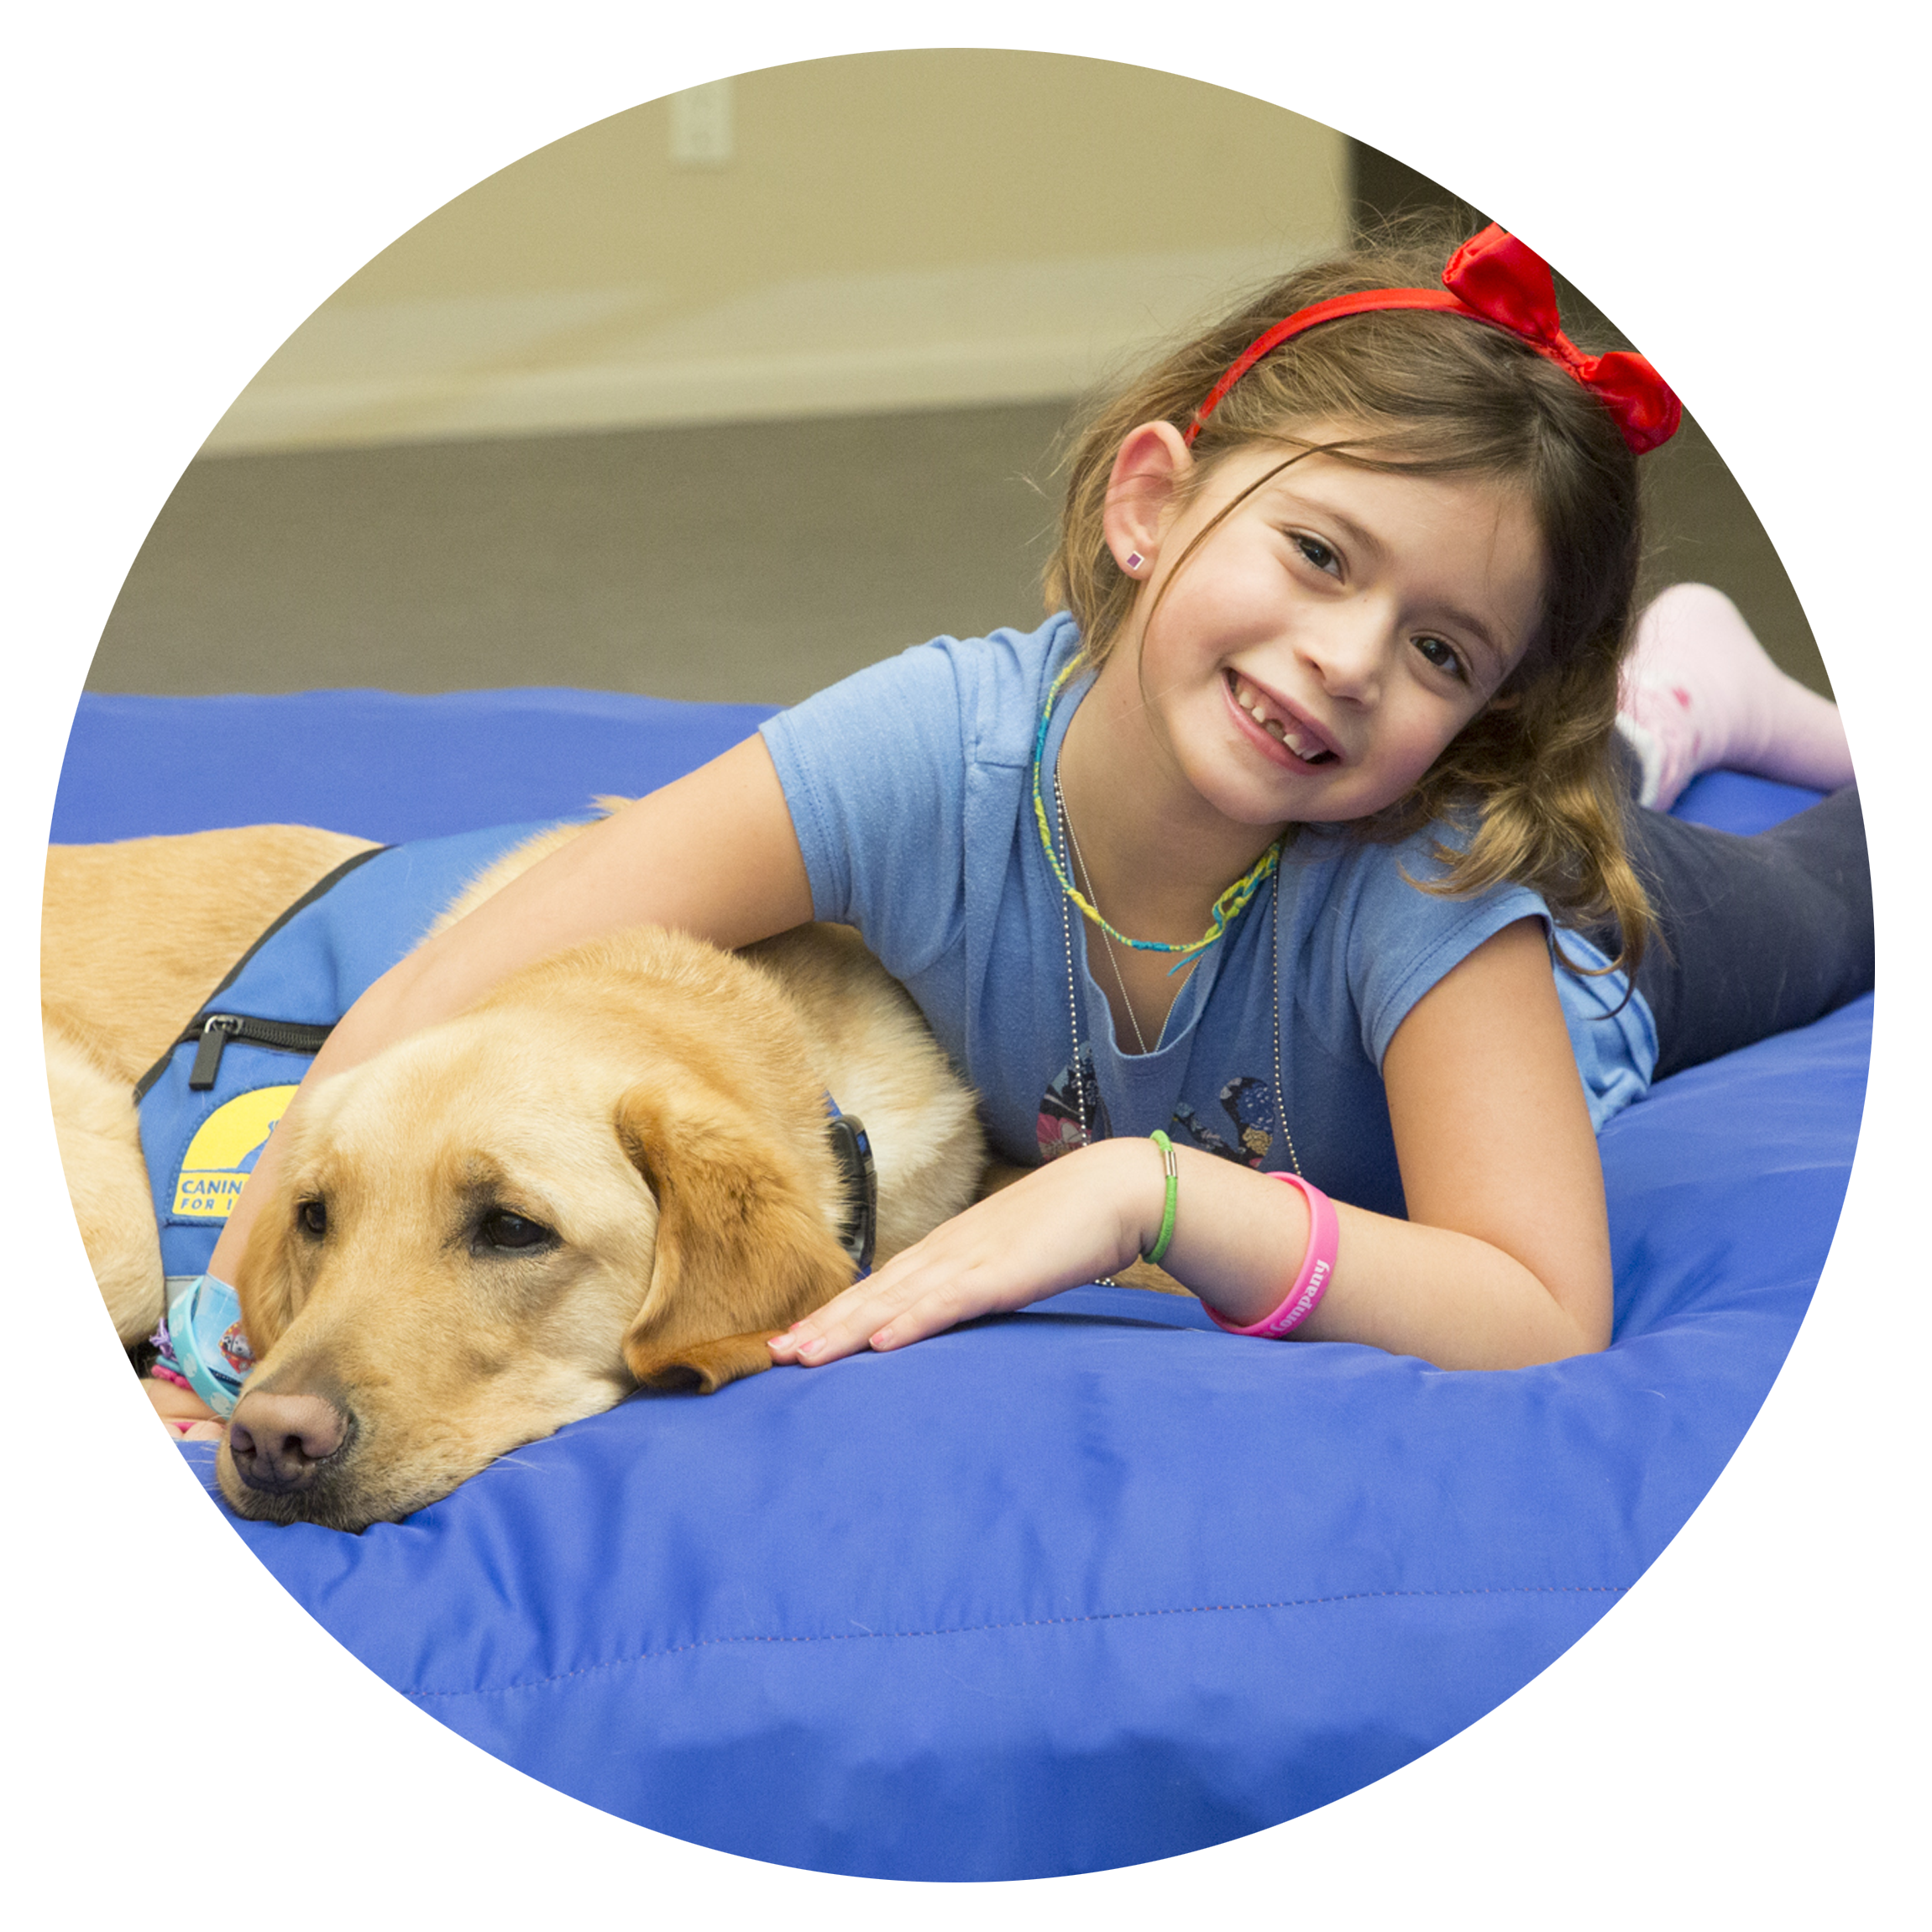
[402,1584,1629,1704]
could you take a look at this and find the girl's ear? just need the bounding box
[1103,421,1193,578]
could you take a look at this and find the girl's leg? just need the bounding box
[1616,584,1854,809]
[1598,784,1874,1081]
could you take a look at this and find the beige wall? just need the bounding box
[206,50,1349,453]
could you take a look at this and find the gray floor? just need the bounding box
[92,404,1074,707]
[34,50,1870,718]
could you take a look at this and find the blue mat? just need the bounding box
[50,687,775,844]
[60,689,1867,1879]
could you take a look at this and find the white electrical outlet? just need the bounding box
[669,81,734,169]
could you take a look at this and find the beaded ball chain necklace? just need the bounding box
[1036,660,1303,1176]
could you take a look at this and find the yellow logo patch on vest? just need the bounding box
[171,1085,298,1220]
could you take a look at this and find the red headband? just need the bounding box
[1185,223,1682,456]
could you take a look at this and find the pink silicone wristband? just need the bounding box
[1205,1171,1338,1338]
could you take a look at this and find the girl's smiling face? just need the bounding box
[1101,423,1550,832]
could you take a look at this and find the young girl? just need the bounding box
[156,221,1868,1432]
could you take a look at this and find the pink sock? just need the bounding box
[1615,584,1854,809]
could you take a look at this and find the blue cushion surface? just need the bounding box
[51,687,776,844]
[60,689,1866,1878]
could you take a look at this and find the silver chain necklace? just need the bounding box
[1051,772,1302,1176]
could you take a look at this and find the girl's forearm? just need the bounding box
[208,851,785,1282]
[1147,1143,1609,1369]
[772,1136,1609,1375]
[207,734,814,1286]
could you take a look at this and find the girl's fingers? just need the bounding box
[767,1142,1150,1369]
[768,1243,989,1368]
[772,1224,1076,1364]
[768,1259,956,1364]
[159,1410,227,1442]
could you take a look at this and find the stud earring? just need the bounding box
[1124,552,1144,573]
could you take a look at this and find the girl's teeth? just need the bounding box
[1235,677,1329,762]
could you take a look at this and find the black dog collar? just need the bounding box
[824,1098,877,1276]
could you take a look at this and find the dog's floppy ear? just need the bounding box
[628,1332,793,1395]
[617,1080,851,1393]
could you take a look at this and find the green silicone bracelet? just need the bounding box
[1142,1129,1179,1265]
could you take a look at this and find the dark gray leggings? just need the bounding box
[1583,784,1874,1081]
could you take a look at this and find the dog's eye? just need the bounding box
[479,1210,552,1251]
[297,1198,327,1238]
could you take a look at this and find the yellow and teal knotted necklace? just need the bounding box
[1030,659,1283,971]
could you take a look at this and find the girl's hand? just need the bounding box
[768,1139,1166,1368]
[144,1377,224,1442]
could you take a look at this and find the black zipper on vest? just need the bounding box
[132,843,390,1105]
[184,1013,337,1091]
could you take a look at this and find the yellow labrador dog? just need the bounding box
[44,817,985,1531]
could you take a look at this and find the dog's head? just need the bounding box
[216,929,854,1531]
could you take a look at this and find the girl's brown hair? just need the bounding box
[1044,219,1652,970]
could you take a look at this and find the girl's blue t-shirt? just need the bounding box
[761,614,1656,1219]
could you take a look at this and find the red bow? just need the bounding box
[1186,223,1682,456]
[1441,226,1681,453]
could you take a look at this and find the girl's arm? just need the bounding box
[1301,913,1613,1364]
[770,916,1613,1373]
[206,735,813,1283]
[162,735,805,1434]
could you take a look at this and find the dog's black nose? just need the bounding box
[227,1390,348,1494]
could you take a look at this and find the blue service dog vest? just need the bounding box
[136,820,561,1281]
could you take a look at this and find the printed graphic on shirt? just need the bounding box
[1172,1076,1279,1169]
[1039,1059,1284,1169]
[171,1084,297,1220]
[1038,1045,1109,1160]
